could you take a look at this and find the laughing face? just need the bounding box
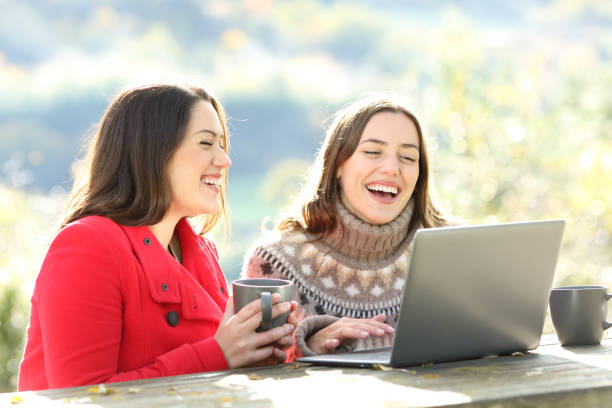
[166,100,231,219]
[336,111,420,225]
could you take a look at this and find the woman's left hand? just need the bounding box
[254,301,298,365]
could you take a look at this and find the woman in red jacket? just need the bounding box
[18,83,296,391]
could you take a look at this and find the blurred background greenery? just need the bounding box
[1,0,611,392]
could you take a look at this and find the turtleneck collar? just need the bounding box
[322,198,416,262]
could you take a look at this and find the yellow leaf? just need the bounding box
[371,363,394,371]
[87,384,115,395]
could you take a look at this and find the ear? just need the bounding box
[335,165,343,180]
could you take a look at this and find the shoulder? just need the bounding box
[46,216,133,273]
[242,229,307,278]
[437,214,465,227]
[244,229,308,260]
[40,216,124,289]
[53,216,124,247]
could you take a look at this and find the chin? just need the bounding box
[370,218,394,225]
[186,205,220,218]
[200,207,220,216]
[360,213,390,225]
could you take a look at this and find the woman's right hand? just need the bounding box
[306,314,395,355]
[214,294,294,368]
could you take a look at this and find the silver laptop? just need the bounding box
[298,220,565,368]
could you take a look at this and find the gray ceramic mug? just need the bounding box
[549,285,612,346]
[232,278,294,332]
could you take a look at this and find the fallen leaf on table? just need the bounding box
[88,384,115,395]
[167,386,177,391]
[127,388,142,394]
[248,373,263,380]
[371,363,394,371]
[423,374,439,379]
[10,395,23,404]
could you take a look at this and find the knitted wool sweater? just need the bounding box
[243,200,423,359]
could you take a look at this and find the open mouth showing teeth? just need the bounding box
[366,184,399,199]
[201,177,221,187]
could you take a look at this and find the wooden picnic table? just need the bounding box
[3,334,612,407]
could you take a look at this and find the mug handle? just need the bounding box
[259,291,272,332]
[604,293,612,331]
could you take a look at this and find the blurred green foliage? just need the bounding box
[1,0,612,393]
[0,286,23,392]
[0,186,63,391]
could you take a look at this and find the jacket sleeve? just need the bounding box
[34,222,227,389]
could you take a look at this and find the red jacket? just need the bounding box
[18,215,229,391]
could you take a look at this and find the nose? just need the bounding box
[379,155,400,177]
[213,147,232,169]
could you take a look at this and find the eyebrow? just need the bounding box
[360,138,419,150]
[193,129,224,139]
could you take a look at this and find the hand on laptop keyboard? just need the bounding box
[307,314,395,355]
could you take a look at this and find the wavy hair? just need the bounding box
[60,82,230,234]
[278,94,447,236]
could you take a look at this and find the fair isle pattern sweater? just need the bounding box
[243,201,421,356]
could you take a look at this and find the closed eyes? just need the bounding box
[363,150,417,162]
[199,140,226,150]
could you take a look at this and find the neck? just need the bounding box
[321,199,416,262]
[149,214,182,249]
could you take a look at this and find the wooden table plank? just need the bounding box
[3,337,612,407]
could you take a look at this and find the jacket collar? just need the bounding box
[120,218,224,320]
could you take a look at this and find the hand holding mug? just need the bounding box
[214,292,295,368]
[214,278,297,368]
[233,279,294,331]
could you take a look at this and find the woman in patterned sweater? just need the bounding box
[243,94,453,360]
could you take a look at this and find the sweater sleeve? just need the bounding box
[31,222,227,390]
[294,315,357,356]
[243,245,351,359]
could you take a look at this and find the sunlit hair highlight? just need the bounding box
[60,82,230,234]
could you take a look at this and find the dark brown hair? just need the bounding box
[278,94,447,236]
[60,82,229,234]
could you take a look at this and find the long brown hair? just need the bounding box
[60,82,230,234]
[278,94,447,236]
